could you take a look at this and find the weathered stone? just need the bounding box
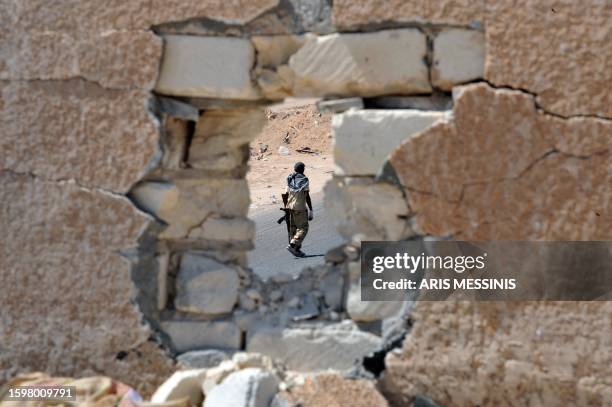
[155,35,260,99]
[130,179,250,239]
[247,321,380,371]
[252,35,305,68]
[324,178,412,242]
[275,373,388,407]
[188,216,254,242]
[289,29,430,97]
[177,350,230,369]
[202,360,238,396]
[251,35,307,99]
[160,116,189,170]
[0,31,162,89]
[389,83,612,239]
[0,81,159,193]
[485,0,612,117]
[432,29,485,91]
[346,262,405,322]
[151,369,208,406]
[161,320,241,353]
[0,172,174,395]
[333,109,445,176]
[189,108,265,171]
[204,368,280,407]
[332,0,484,28]
[174,254,239,315]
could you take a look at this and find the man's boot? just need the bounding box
[286,244,300,256]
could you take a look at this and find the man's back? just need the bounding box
[286,187,308,211]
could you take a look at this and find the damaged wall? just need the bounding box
[1,0,611,405]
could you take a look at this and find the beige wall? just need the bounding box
[1,0,610,403]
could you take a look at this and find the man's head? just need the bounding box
[294,162,305,174]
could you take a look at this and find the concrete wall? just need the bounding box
[1,0,610,403]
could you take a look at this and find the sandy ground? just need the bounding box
[247,100,335,212]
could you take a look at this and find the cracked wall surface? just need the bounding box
[0,0,610,403]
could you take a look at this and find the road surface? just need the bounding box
[248,192,343,280]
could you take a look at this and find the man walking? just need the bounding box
[282,162,313,257]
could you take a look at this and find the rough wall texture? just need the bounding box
[390,83,611,240]
[1,0,610,403]
[0,171,175,395]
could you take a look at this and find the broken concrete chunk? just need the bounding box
[131,179,250,239]
[324,178,412,242]
[204,368,280,407]
[155,35,261,99]
[346,262,406,322]
[247,321,380,371]
[161,320,241,353]
[252,35,306,68]
[333,109,446,176]
[151,369,207,406]
[130,181,179,220]
[177,349,230,369]
[174,253,239,315]
[289,29,430,97]
[432,29,485,91]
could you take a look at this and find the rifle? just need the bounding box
[277,208,291,243]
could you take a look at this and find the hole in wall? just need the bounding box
[129,11,485,378]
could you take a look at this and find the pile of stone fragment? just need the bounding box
[0,351,389,407]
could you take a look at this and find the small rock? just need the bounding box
[204,368,279,407]
[239,293,257,311]
[325,245,347,264]
[278,146,290,155]
[151,369,208,406]
[414,395,443,407]
[176,350,229,369]
[161,320,241,353]
[343,245,360,261]
[287,297,300,308]
[246,288,263,302]
[270,290,284,302]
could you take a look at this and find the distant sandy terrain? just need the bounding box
[247,101,335,212]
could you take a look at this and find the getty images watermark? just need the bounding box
[361,241,612,301]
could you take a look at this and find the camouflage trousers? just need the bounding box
[288,209,309,249]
